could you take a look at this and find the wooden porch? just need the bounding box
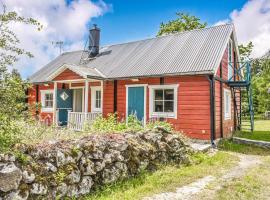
[52,78,104,131]
[67,112,101,131]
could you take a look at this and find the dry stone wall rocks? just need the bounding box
[0,128,191,199]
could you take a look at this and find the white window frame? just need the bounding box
[224,89,232,120]
[228,39,233,80]
[91,86,102,113]
[149,84,179,119]
[40,90,54,112]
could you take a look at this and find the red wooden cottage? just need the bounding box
[28,24,243,142]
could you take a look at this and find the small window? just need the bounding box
[95,90,101,109]
[45,93,53,108]
[224,89,231,120]
[91,86,102,112]
[149,85,178,119]
[228,39,233,80]
[154,89,174,112]
[41,90,54,112]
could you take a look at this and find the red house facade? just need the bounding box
[28,24,240,142]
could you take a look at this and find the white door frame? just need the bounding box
[125,84,147,125]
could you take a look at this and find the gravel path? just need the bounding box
[143,153,262,200]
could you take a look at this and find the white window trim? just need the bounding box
[148,84,179,119]
[125,84,147,125]
[40,90,54,113]
[91,86,102,113]
[224,88,232,120]
[228,38,233,80]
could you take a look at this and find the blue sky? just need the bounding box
[4,0,270,78]
[92,0,247,46]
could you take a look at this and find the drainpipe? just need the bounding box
[220,63,223,138]
[206,75,215,146]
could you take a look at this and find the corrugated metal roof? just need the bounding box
[29,24,234,83]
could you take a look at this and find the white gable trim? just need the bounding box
[46,64,86,81]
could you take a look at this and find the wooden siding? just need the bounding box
[102,76,211,140]
[53,69,83,81]
[215,43,235,138]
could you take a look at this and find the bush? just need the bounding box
[87,113,143,133]
[87,113,173,133]
[146,120,173,132]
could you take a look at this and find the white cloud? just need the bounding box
[2,0,110,78]
[215,0,270,58]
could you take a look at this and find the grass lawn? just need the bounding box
[218,140,270,156]
[235,120,270,142]
[213,157,270,200]
[83,152,238,200]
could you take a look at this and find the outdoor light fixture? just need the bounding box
[131,78,139,82]
[44,83,49,87]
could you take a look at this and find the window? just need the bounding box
[95,90,101,109]
[149,84,178,119]
[41,90,54,112]
[224,89,231,120]
[228,39,233,80]
[91,86,102,112]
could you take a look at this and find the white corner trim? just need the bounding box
[148,84,179,119]
[125,84,147,125]
[224,88,232,120]
[40,89,54,113]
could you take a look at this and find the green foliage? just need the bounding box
[0,6,42,70]
[88,113,128,133]
[218,139,270,156]
[146,120,173,132]
[157,12,207,36]
[87,113,174,134]
[0,4,42,151]
[238,42,270,114]
[83,152,237,200]
[53,170,67,184]
[14,151,30,165]
[238,42,254,62]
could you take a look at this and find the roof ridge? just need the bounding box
[103,23,234,48]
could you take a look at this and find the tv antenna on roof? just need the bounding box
[52,41,64,55]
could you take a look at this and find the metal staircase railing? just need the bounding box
[227,61,254,132]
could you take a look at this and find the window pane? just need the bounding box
[164,101,174,112]
[96,91,101,100]
[164,89,174,100]
[96,99,101,108]
[154,90,163,100]
[154,101,163,112]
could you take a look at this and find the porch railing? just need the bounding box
[67,112,101,131]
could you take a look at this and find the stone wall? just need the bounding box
[0,128,191,199]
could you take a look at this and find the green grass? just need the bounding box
[218,140,270,156]
[83,152,237,200]
[213,157,270,200]
[235,120,270,142]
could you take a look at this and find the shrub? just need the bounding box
[146,120,173,132]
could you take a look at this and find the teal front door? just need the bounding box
[127,86,145,122]
[57,89,73,126]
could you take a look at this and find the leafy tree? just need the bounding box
[0,4,42,150]
[238,42,270,115]
[157,12,207,36]
[238,42,254,62]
